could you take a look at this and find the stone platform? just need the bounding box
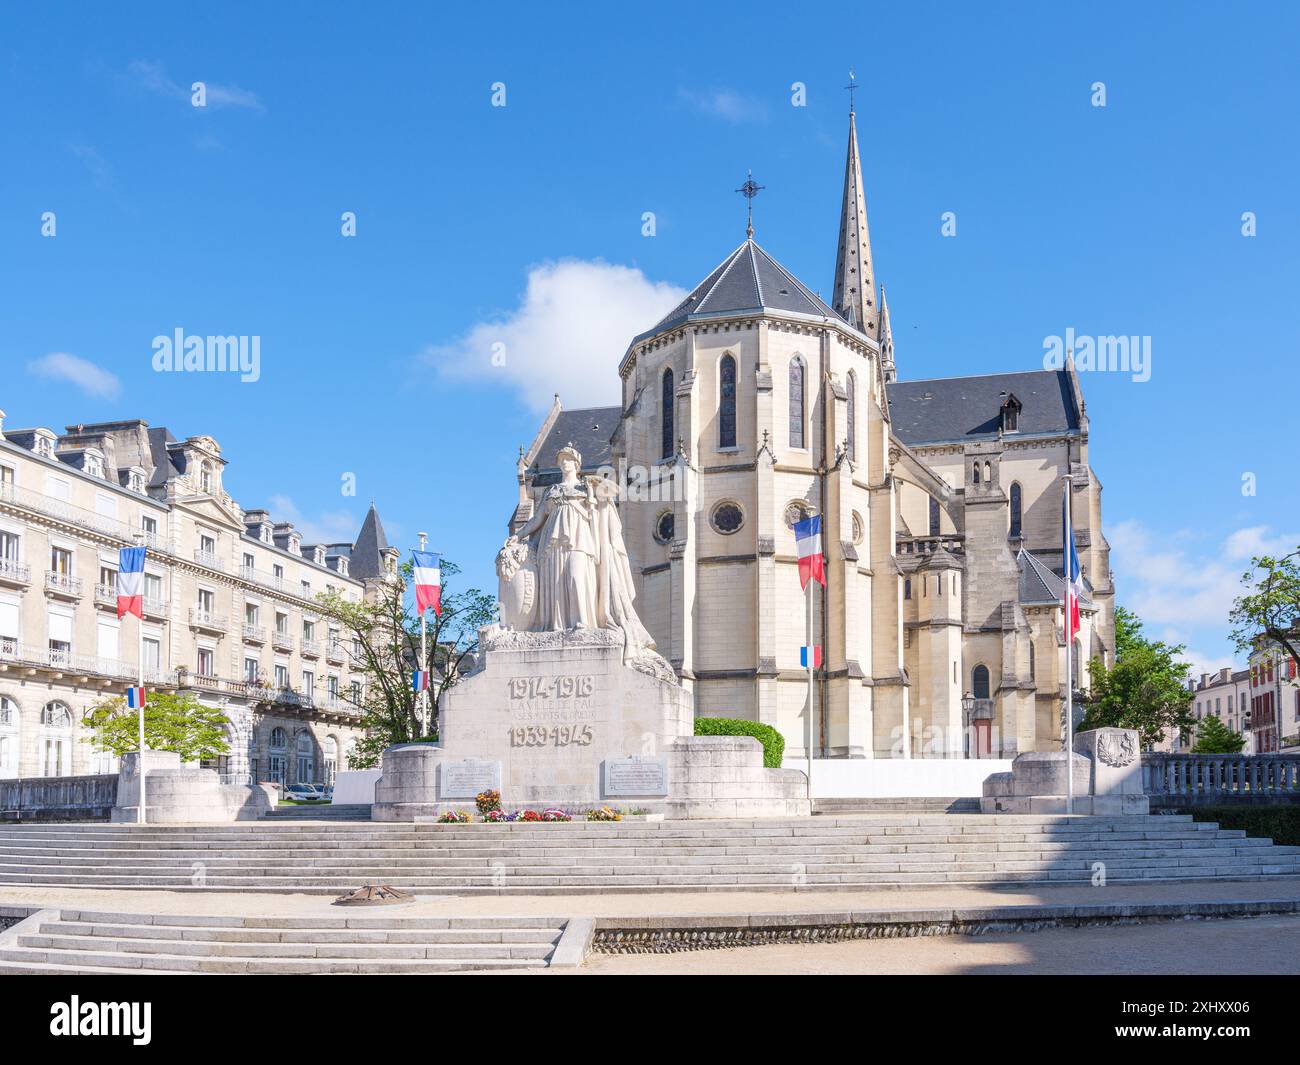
[374,630,807,821]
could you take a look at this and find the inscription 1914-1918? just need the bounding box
[508,675,594,701]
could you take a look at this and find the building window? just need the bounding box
[323,736,338,784]
[972,665,990,700]
[789,357,806,449]
[296,732,315,784]
[39,701,73,777]
[200,462,213,494]
[928,497,940,537]
[653,511,675,545]
[973,463,981,484]
[846,370,857,461]
[197,647,215,677]
[719,354,737,449]
[710,501,745,536]
[661,368,674,460]
[244,657,259,684]
[0,696,19,778]
[1009,482,1023,538]
[904,578,911,600]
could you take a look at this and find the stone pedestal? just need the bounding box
[980,727,1149,815]
[112,751,276,823]
[374,630,808,821]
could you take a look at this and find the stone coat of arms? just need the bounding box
[1096,729,1138,767]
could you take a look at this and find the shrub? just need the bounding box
[694,717,785,768]
[1177,805,1300,847]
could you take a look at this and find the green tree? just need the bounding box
[84,690,231,762]
[1192,714,1247,754]
[315,558,494,768]
[1229,547,1300,668]
[1077,607,1195,748]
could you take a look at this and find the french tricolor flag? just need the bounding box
[117,546,146,619]
[1062,492,1082,640]
[412,551,441,617]
[793,515,825,589]
[126,686,146,709]
[800,646,822,668]
[411,671,429,693]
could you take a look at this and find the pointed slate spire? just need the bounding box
[832,110,878,339]
[349,502,392,580]
[879,283,896,383]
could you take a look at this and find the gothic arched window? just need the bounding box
[972,665,990,700]
[1009,482,1023,538]
[789,357,805,449]
[1029,641,1036,680]
[719,354,737,449]
[973,463,981,484]
[928,497,940,537]
[661,368,674,460]
[846,370,857,461]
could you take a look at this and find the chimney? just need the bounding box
[1200,672,1210,688]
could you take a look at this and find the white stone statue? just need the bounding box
[501,444,657,665]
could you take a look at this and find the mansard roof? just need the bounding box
[637,239,843,341]
[529,405,621,486]
[886,369,1081,448]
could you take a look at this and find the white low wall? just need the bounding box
[782,758,1013,799]
[331,770,381,805]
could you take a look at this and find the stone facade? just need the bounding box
[514,111,1115,765]
[0,408,398,786]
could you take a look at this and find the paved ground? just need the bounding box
[4,877,1300,918]
[574,914,1300,975]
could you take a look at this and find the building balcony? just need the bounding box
[0,559,31,587]
[141,595,167,619]
[194,548,224,571]
[0,481,175,555]
[44,572,83,599]
[243,624,266,643]
[300,639,322,658]
[188,608,229,633]
[93,584,117,609]
[272,630,293,652]
[0,641,176,686]
[326,641,345,663]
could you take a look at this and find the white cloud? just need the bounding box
[27,352,121,399]
[128,59,264,112]
[1108,519,1300,663]
[267,494,359,546]
[422,259,686,413]
[677,87,767,124]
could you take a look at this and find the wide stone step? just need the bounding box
[49,921,564,945]
[0,946,546,973]
[21,932,557,961]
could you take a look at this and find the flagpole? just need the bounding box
[1063,479,1073,817]
[417,531,428,737]
[806,573,814,785]
[135,536,147,826]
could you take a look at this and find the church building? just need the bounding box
[512,107,1115,761]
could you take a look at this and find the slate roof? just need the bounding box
[637,239,843,341]
[348,503,392,580]
[529,406,621,486]
[1018,548,1094,607]
[886,370,1080,447]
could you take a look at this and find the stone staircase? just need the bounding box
[812,797,980,815]
[264,804,373,821]
[0,815,1297,894]
[0,909,571,973]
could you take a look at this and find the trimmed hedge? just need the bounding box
[694,717,785,768]
[1177,806,1300,847]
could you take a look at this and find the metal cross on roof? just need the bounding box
[845,69,858,113]
[736,170,764,238]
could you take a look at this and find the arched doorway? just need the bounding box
[296,731,315,785]
[40,701,74,777]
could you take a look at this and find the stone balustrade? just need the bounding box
[0,773,119,822]
[1142,752,1300,807]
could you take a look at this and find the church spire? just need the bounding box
[832,105,878,338]
[879,283,896,383]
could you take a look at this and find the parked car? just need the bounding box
[282,784,322,803]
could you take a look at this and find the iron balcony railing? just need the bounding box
[0,481,171,553]
[0,558,31,584]
[44,571,83,597]
[0,640,176,685]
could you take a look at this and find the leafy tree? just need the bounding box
[1229,548,1300,669]
[1077,607,1195,748]
[315,557,494,768]
[84,690,231,762]
[1192,714,1247,754]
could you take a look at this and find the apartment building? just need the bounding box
[1166,667,1254,753]
[0,408,398,785]
[1248,639,1300,753]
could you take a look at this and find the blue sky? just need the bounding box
[1,2,1297,673]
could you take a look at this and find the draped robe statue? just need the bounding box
[498,445,656,664]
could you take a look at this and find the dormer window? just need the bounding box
[289,536,301,556]
[85,452,104,477]
[128,470,144,493]
[338,558,348,576]
[199,461,213,494]
[1000,392,1022,433]
[34,437,53,458]
[260,525,271,543]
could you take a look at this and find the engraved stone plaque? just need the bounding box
[439,758,502,800]
[604,756,669,797]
